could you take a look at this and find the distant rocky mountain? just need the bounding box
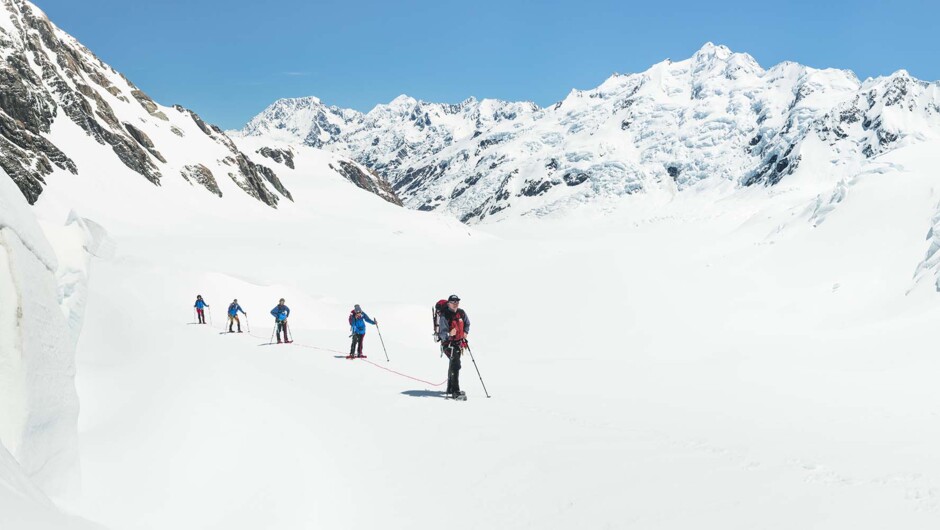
[242,44,940,223]
[0,0,295,206]
[0,0,401,209]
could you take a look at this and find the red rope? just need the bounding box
[206,323,446,387]
[360,358,447,387]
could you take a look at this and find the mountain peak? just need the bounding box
[388,94,418,108]
[694,42,733,60]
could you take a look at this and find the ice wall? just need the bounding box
[0,169,81,496]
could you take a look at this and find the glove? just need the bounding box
[374,318,378,324]
[449,328,457,337]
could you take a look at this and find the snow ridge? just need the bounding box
[242,43,940,224]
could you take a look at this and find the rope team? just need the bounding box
[192,293,489,400]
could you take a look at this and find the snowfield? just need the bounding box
[5,137,937,529]
[3,1,940,526]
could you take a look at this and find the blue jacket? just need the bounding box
[228,303,245,317]
[271,304,290,322]
[194,299,208,309]
[349,311,375,335]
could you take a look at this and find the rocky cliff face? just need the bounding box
[0,0,291,207]
[242,44,940,223]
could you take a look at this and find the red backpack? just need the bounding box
[433,299,447,335]
[433,300,465,342]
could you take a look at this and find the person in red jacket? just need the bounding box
[435,294,470,400]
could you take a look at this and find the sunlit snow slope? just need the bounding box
[27,137,940,529]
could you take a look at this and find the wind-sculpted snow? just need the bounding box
[0,169,83,497]
[243,43,940,224]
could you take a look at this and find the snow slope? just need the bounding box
[18,131,940,529]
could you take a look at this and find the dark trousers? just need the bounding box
[228,315,241,332]
[197,308,205,324]
[350,333,365,356]
[277,321,289,342]
[443,341,462,395]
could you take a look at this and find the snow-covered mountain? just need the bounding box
[0,0,401,209]
[242,43,940,223]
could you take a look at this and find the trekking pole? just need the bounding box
[269,323,276,344]
[375,322,390,362]
[286,321,293,343]
[245,314,250,333]
[193,308,197,324]
[208,307,213,326]
[464,343,491,398]
[432,307,443,357]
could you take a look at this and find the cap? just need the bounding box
[354,304,361,312]
[447,295,460,302]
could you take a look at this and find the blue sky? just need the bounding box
[34,0,940,130]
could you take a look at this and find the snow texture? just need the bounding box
[0,168,81,498]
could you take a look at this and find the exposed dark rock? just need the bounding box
[878,129,899,146]
[839,108,862,124]
[253,161,292,201]
[256,146,295,169]
[130,89,168,120]
[394,161,448,194]
[463,173,483,186]
[124,122,167,163]
[743,143,800,186]
[329,160,402,206]
[666,166,680,179]
[188,109,216,137]
[563,172,589,186]
[519,179,558,197]
[181,164,221,197]
[222,154,281,207]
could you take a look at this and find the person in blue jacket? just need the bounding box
[348,304,376,358]
[194,295,209,324]
[227,299,246,333]
[270,298,291,343]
